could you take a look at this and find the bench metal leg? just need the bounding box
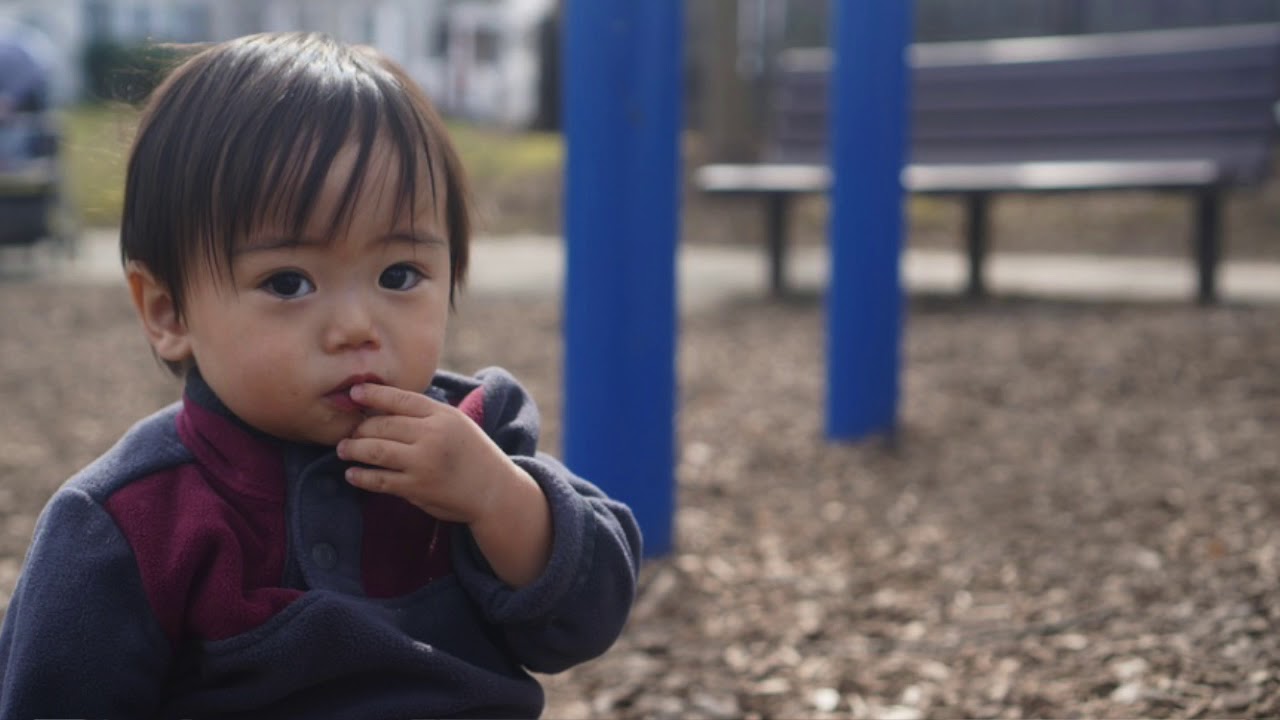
[1193,189,1221,305]
[764,192,790,296]
[965,193,990,298]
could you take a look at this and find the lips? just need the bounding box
[326,373,385,412]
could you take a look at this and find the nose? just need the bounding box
[323,294,380,353]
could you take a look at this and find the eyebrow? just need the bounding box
[235,231,447,255]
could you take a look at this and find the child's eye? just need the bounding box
[379,263,424,291]
[260,271,315,299]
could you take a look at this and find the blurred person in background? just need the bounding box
[0,18,50,169]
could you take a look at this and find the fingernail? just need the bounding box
[336,439,347,458]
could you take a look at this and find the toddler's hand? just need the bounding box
[338,382,553,586]
[336,383,529,526]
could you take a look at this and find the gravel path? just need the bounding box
[2,280,1277,718]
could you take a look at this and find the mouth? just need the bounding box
[325,373,386,412]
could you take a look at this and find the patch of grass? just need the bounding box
[445,121,562,184]
[60,105,563,230]
[62,103,139,229]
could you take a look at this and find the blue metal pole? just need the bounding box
[562,0,682,556]
[826,0,912,440]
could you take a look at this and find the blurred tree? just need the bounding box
[699,0,756,162]
[81,41,188,104]
[781,0,827,48]
[532,0,560,130]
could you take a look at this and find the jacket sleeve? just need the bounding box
[451,368,643,674]
[0,487,171,719]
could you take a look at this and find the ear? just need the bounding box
[126,261,193,363]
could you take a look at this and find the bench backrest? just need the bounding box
[771,23,1280,183]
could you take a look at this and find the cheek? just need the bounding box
[401,308,449,387]
[405,295,449,342]
[431,309,449,342]
[217,347,308,428]
[208,326,302,390]
[245,340,305,384]
[408,323,445,365]
[427,311,449,355]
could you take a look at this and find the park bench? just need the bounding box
[695,23,1280,303]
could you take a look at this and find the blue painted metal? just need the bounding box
[562,0,682,556]
[826,0,912,440]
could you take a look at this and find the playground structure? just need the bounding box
[561,2,912,556]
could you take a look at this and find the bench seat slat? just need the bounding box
[695,159,1224,195]
[904,160,1222,192]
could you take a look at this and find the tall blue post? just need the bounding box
[826,1,912,439]
[562,1,681,556]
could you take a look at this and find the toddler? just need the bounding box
[0,32,641,719]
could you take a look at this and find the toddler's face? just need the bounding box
[175,137,451,445]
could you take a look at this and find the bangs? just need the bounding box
[217,60,441,261]
[123,32,462,316]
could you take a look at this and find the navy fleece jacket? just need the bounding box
[0,367,642,719]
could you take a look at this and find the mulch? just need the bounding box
[2,277,1277,719]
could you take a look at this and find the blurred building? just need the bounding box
[0,0,559,128]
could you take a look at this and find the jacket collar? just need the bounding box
[175,369,306,502]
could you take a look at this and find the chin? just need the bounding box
[314,422,361,447]
[262,417,359,447]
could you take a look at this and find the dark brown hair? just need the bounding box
[121,32,471,324]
